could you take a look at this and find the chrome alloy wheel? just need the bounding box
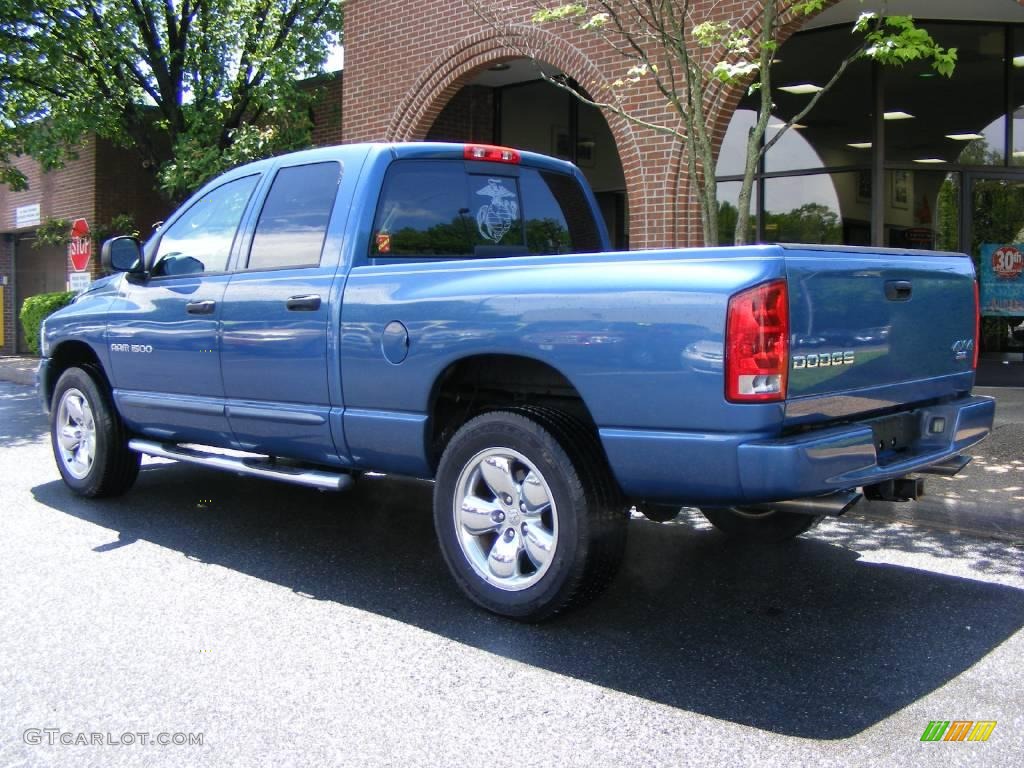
[55,387,97,480]
[453,448,559,591]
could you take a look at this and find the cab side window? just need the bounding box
[154,174,259,275]
[246,162,342,270]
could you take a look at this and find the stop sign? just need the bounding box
[69,218,91,272]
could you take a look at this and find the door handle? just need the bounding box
[186,300,216,315]
[884,280,912,301]
[286,294,322,311]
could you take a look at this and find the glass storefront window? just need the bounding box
[972,177,1024,352]
[763,174,846,245]
[715,110,755,178]
[885,171,959,251]
[716,181,757,245]
[885,23,1006,165]
[714,5,1024,358]
[1013,27,1024,164]
[766,26,873,173]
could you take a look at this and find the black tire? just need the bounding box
[50,365,140,498]
[433,408,627,621]
[699,506,822,543]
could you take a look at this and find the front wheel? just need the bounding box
[433,408,626,621]
[699,506,822,543]
[51,366,140,497]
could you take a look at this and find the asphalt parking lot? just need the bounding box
[1,377,1022,767]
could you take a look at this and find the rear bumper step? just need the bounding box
[128,439,354,492]
[914,455,971,477]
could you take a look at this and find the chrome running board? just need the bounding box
[128,439,354,492]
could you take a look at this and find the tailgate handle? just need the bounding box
[885,280,912,301]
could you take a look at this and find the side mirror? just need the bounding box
[101,236,144,274]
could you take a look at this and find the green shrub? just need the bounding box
[19,291,76,356]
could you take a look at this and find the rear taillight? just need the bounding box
[726,280,789,402]
[464,144,521,164]
[973,279,980,369]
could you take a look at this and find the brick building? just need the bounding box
[6,1,1024,356]
[0,139,167,355]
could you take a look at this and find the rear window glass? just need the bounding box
[370,160,601,258]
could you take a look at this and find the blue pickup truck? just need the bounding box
[38,142,994,619]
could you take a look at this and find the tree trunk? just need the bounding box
[734,1,777,245]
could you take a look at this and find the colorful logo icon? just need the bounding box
[920,720,996,742]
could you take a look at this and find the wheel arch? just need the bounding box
[426,353,602,470]
[42,341,106,409]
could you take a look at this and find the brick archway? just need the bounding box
[385,24,652,248]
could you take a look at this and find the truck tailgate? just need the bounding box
[783,245,977,425]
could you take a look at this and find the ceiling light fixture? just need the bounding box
[778,83,823,95]
[847,142,873,149]
[883,111,915,120]
[913,158,946,164]
[945,133,984,141]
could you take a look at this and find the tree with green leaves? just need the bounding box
[0,1,343,201]
[472,1,956,245]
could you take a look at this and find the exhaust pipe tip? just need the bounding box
[769,490,863,517]
[864,477,925,502]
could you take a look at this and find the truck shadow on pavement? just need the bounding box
[32,462,1024,740]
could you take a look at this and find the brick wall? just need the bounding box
[341,0,849,249]
[309,72,345,147]
[0,134,169,342]
[94,138,172,266]
[0,139,98,232]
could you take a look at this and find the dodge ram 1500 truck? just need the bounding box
[38,142,995,620]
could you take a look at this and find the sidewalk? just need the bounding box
[0,356,38,387]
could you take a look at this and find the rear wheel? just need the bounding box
[433,408,626,621]
[51,366,139,497]
[699,506,821,543]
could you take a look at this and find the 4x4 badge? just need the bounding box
[951,338,974,361]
